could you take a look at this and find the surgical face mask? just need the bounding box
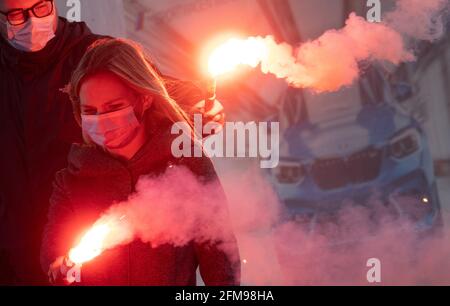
[81,106,141,150]
[4,13,56,52]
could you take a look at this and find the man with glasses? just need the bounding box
[0,0,224,285]
[0,0,103,285]
[0,0,57,51]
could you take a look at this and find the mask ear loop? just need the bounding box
[1,18,15,41]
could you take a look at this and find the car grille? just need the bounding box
[311,147,383,190]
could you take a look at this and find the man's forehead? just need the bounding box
[0,0,45,11]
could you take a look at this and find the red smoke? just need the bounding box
[212,0,448,92]
[218,164,450,285]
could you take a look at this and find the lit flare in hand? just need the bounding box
[68,215,128,265]
[207,37,269,77]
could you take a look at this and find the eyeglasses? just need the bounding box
[0,0,54,26]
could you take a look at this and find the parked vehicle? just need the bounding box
[269,65,442,235]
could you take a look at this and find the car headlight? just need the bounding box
[389,128,421,159]
[271,160,305,185]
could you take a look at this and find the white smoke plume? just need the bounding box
[217,163,450,285]
[385,0,449,42]
[77,166,238,264]
[75,159,450,285]
[216,0,449,92]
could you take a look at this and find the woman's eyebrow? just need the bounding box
[104,97,127,106]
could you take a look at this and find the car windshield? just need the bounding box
[283,65,392,125]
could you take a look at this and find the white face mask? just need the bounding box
[4,13,56,52]
[81,106,141,150]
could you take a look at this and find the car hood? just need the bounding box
[281,104,414,160]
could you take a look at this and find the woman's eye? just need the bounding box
[109,104,125,111]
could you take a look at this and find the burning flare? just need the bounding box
[68,224,111,265]
[68,215,128,265]
[208,37,269,77]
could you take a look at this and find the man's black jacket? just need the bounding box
[0,17,102,284]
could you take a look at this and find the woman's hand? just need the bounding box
[48,256,68,285]
[191,99,226,131]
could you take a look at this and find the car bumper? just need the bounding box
[281,169,441,233]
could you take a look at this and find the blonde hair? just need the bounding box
[68,38,193,132]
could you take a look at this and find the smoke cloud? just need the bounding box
[84,166,236,260]
[233,0,449,92]
[79,159,450,285]
[217,162,450,285]
[385,0,449,42]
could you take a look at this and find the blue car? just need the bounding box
[269,66,442,234]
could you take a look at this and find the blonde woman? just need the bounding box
[40,38,240,286]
